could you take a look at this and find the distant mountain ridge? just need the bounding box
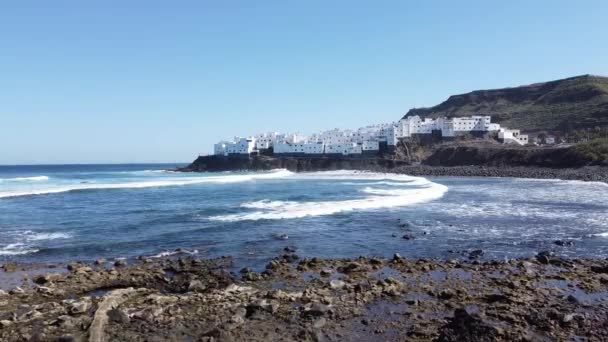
[403,74,608,133]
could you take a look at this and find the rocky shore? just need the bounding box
[1,251,607,341]
[391,165,608,183]
[178,155,608,183]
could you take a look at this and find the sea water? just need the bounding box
[1,164,607,267]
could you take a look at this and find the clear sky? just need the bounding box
[1,0,607,164]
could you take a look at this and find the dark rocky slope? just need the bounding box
[422,143,605,168]
[178,155,409,173]
[404,74,608,133]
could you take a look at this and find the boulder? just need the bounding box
[107,309,130,324]
[188,280,207,293]
[2,262,17,272]
[329,279,346,290]
[302,303,330,317]
[468,250,485,259]
[436,309,499,342]
[69,301,90,315]
[94,258,107,265]
[114,260,127,267]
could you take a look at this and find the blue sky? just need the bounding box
[1,0,607,164]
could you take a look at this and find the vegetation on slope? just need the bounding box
[571,138,608,165]
[404,75,608,133]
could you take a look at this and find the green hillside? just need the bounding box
[403,75,608,133]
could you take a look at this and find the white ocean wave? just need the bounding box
[149,249,199,258]
[0,169,293,199]
[0,175,49,182]
[209,171,448,221]
[340,181,414,186]
[592,232,608,237]
[0,243,40,256]
[24,231,72,241]
[0,230,73,256]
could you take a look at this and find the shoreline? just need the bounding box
[1,252,607,341]
[388,165,608,183]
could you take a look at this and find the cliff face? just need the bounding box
[404,75,608,132]
[178,155,409,173]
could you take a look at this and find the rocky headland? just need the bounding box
[177,142,608,183]
[1,250,607,341]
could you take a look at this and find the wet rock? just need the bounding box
[240,267,252,274]
[354,280,373,293]
[402,234,414,240]
[340,262,364,274]
[188,280,207,293]
[553,240,574,247]
[114,259,127,267]
[0,319,12,328]
[266,260,281,270]
[562,313,584,324]
[36,286,54,294]
[566,294,579,304]
[244,272,262,281]
[591,265,608,274]
[33,274,51,284]
[370,258,383,265]
[69,301,90,315]
[0,290,7,297]
[468,250,485,259]
[9,287,25,295]
[67,262,83,271]
[56,336,76,342]
[329,279,346,290]
[302,303,330,317]
[438,289,455,300]
[392,253,403,262]
[2,262,17,272]
[284,246,296,253]
[94,258,107,265]
[536,251,555,264]
[437,308,499,342]
[282,254,299,263]
[226,308,246,329]
[107,309,130,324]
[246,299,279,318]
[53,315,76,329]
[313,317,327,329]
[320,269,332,277]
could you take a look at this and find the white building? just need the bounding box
[212,115,524,156]
[213,137,256,156]
[498,129,529,145]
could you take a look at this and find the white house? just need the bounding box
[212,115,524,157]
[498,129,529,145]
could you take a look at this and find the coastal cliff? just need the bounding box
[178,155,409,173]
[178,140,608,182]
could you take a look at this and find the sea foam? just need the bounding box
[0,175,49,182]
[209,171,448,221]
[0,169,292,199]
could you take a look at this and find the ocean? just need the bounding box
[1,164,607,268]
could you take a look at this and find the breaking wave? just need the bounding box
[209,171,448,221]
[0,243,39,256]
[0,175,49,182]
[0,230,72,256]
[0,170,292,199]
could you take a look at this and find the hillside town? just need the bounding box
[213,115,529,157]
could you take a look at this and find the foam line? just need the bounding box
[209,171,448,221]
[0,169,292,199]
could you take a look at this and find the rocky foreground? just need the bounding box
[1,252,608,341]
